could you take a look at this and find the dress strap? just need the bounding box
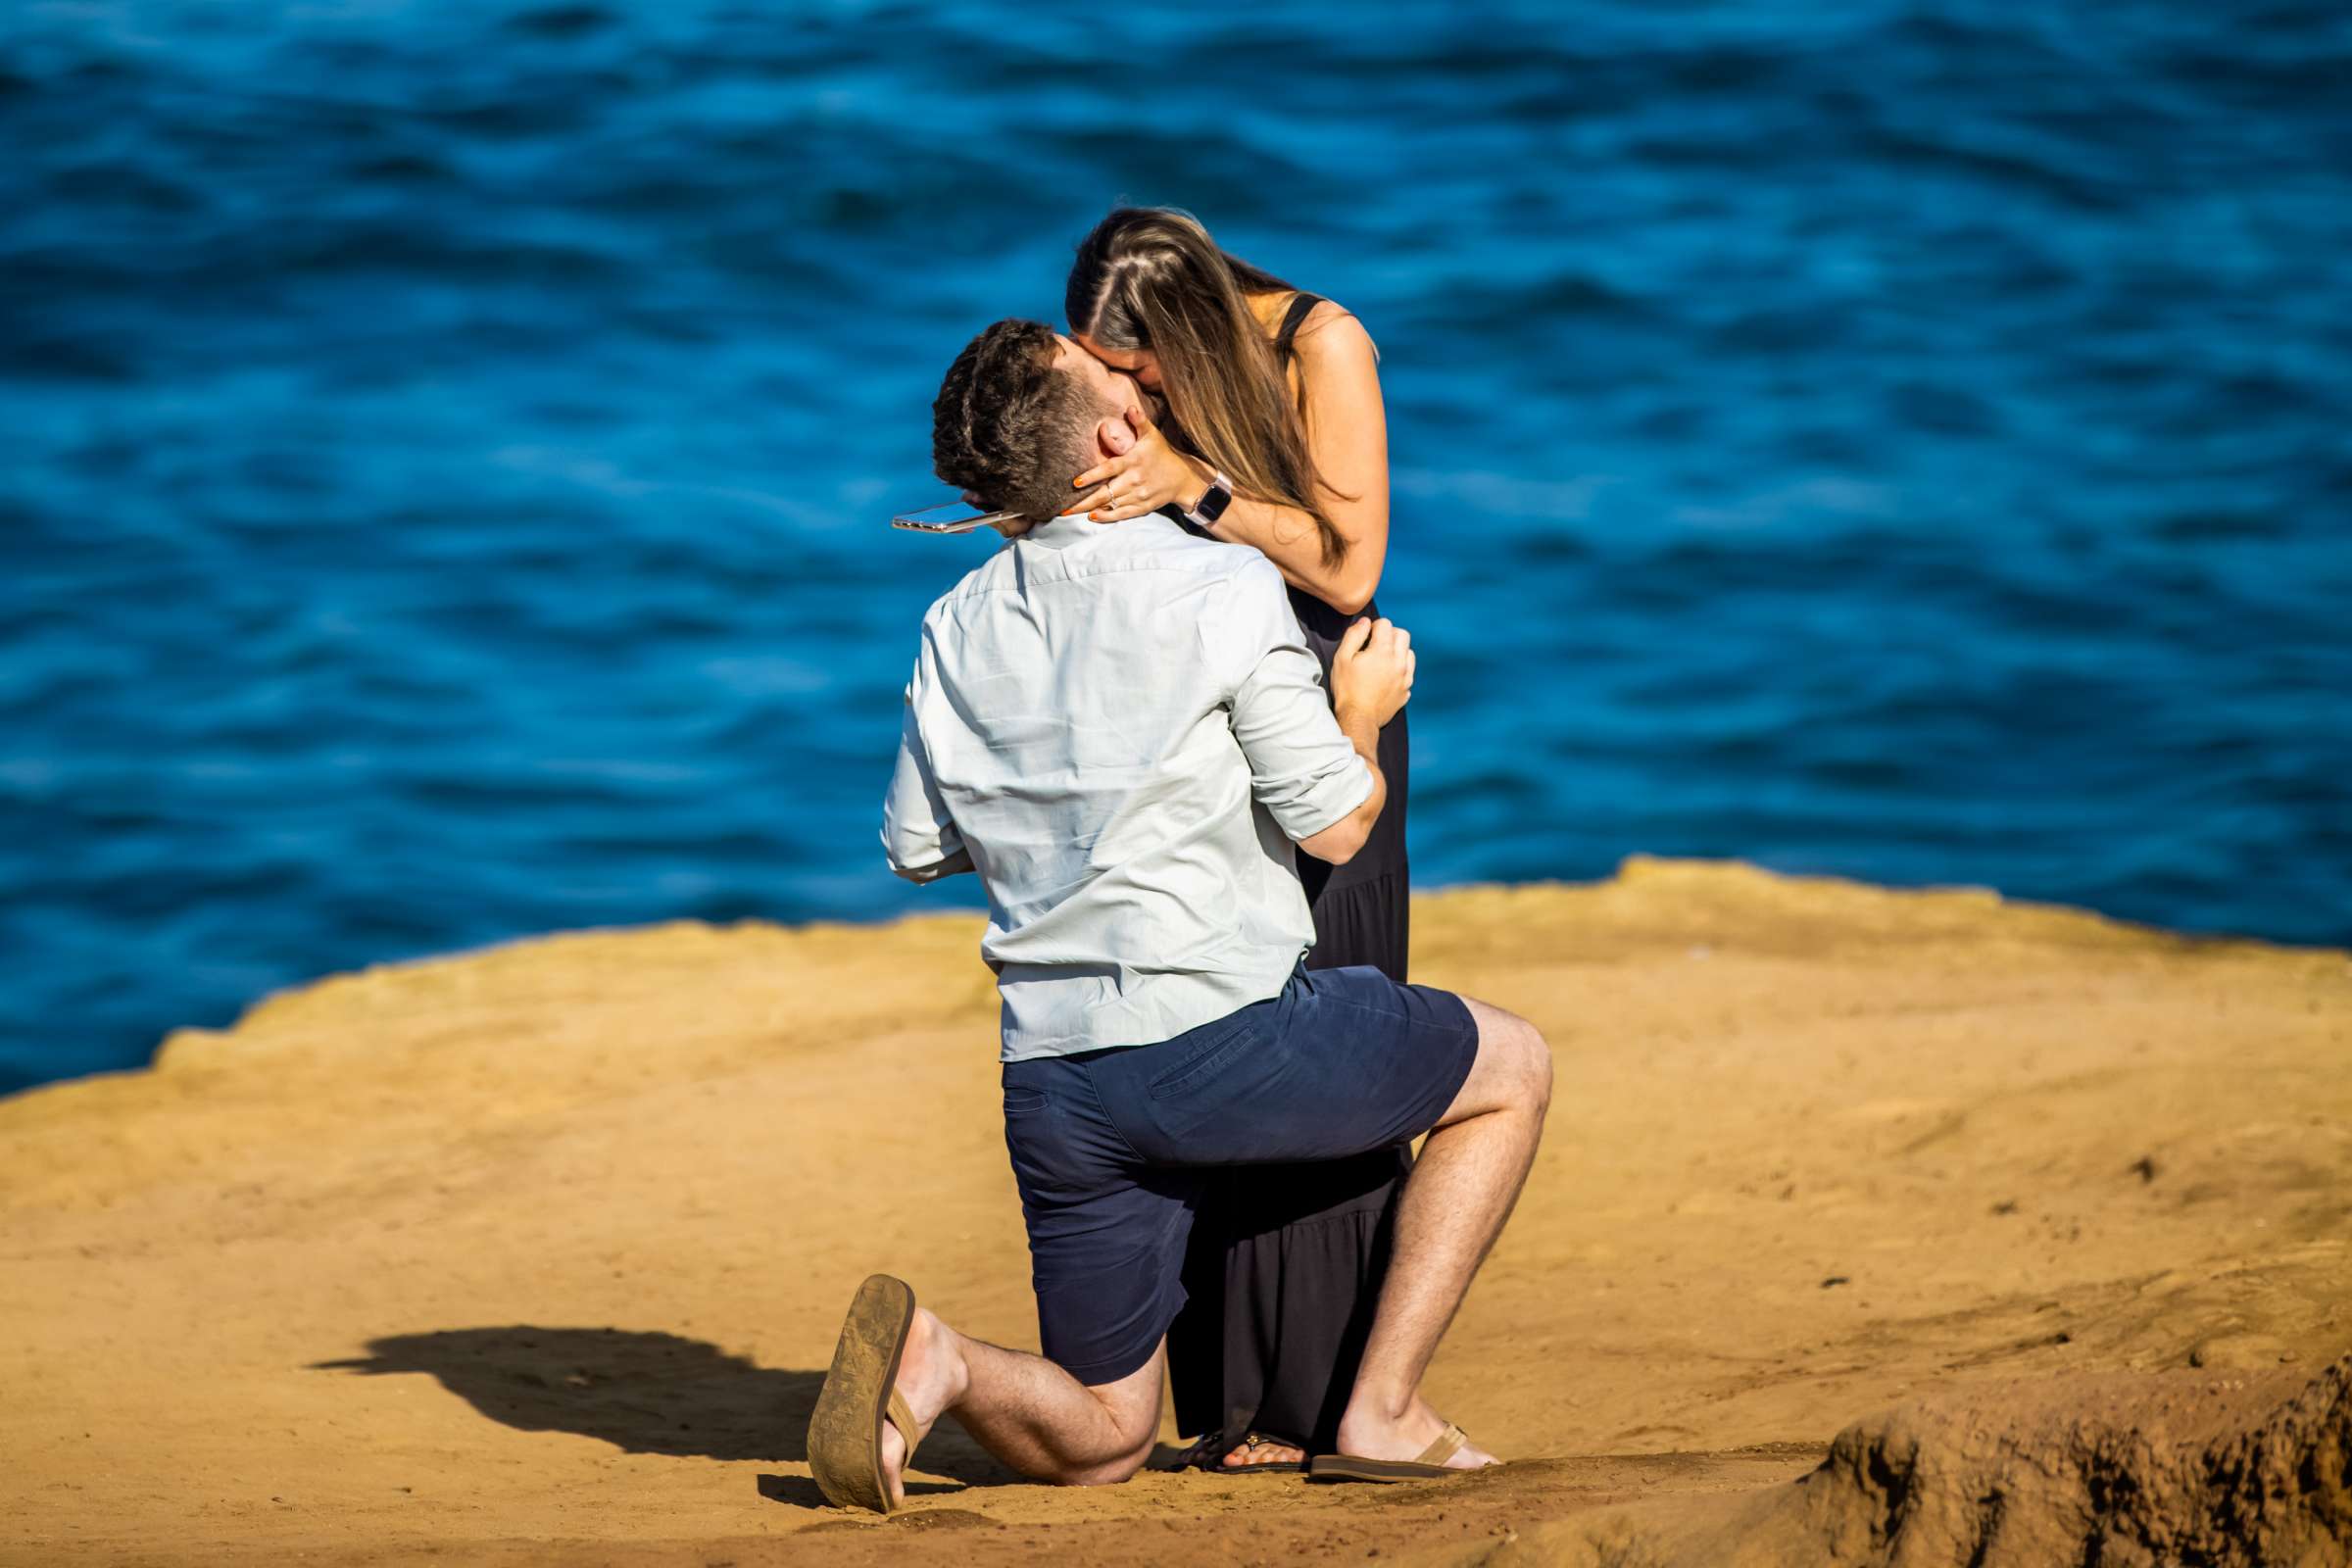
[1273,292,1326,363]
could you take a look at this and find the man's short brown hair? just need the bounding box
[933,319,1106,522]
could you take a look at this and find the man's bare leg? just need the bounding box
[874,1312,1163,1507]
[1333,997,1552,1466]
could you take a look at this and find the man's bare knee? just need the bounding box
[1056,1406,1156,1486]
[1048,1378,1159,1486]
[1524,1016,1554,1110]
[1059,1438,1153,1488]
[1449,998,1553,1122]
[1503,1012,1552,1112]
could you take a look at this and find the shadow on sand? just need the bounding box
[312,1325,989,1499]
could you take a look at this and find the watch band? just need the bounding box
[1185,470,1235,532]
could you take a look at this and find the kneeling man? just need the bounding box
[808,318,1553,1511]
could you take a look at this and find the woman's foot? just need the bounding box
[1219,1432,1306,1469]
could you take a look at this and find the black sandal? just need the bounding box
[1159,1429,1309,1474]
[1210,1431,1309,1476]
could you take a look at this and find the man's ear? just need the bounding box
[1096,416,1136,459]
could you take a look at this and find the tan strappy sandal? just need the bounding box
[808,1274,925,1512]
[1307,1421,1478,1484]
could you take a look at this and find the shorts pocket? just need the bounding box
[1146,1016,1260,1101]
[1003,1086,1050,1116]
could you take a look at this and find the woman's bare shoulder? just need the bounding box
[1291,295,1378,364]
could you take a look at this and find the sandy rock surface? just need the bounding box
[4,859,2347,1565]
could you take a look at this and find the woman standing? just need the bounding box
[1062,207,1409,1471]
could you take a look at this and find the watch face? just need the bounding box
[1195,482,1233,523]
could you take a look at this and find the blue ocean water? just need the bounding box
[4,3,2349,1095]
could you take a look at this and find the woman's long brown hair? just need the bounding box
[1065,207,1349,567]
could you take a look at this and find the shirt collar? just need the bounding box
[1020,511,1186,551]
[1020,514,1098,550]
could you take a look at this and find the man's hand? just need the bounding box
[1331,616,1414,729]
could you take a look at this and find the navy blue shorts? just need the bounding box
[1000,964,1479,1386]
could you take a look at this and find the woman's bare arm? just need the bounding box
[1208,307,1391,614]
[1067,304,1394,613]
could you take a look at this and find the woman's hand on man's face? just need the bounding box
[1066,407,1207,523]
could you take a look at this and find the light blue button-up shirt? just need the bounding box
[882,514,1375,1061]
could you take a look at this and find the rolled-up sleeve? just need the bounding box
[881,652,974,884]
[1222,560,1374,843]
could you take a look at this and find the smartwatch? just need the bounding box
[1185,470,1235,533]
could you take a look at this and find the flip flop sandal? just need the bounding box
[808,1274,925,1513]
[1218,1432,1309,1476]
[1307,1421,1476,1484]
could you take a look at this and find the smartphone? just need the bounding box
[891,502,1024,535]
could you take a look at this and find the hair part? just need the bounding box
[1065,207,1348,567]
[932,318,1110,523]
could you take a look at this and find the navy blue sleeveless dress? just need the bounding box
[1165,292,1413,1461]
